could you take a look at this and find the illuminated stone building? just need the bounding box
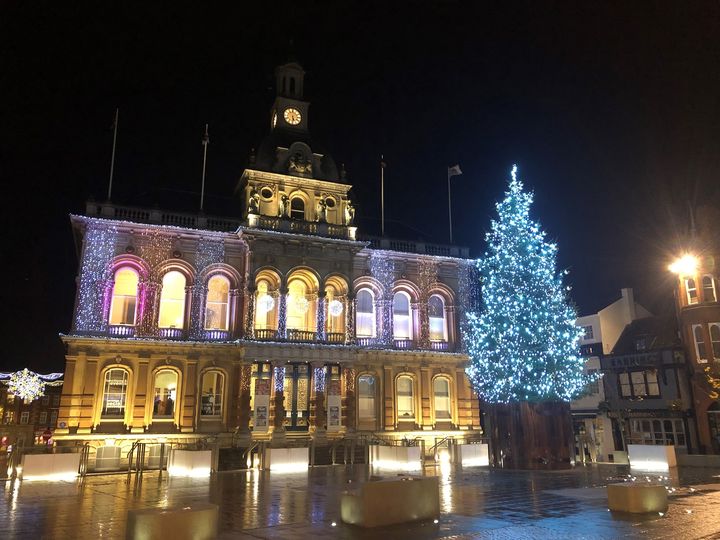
[55,61,482,459]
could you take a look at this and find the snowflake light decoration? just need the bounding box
[257,294,275,313]
[328,299,343,317]
[293,295,310,314]
[8,369,46,403]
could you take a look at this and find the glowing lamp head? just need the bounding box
[668,254,698,276]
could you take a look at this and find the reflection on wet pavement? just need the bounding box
[2,464,720,539]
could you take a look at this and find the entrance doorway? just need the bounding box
[283,364,310,431]
[708,402,720,454]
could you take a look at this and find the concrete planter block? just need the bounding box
[265,447,308,472]
[20,453,80,481]
[168,450,212,477]
[126,503,218,540]
[607,483,668,513]
[341,476,440,527]
[369,445,422,471]
[454,443,489,466]
[627,444,676,471]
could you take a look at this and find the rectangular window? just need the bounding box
[50,411,58,426]
[646,370,660,396]
[583,325,594,340]
[3,411,13,424]
[710,323,720,361]
[52,394,60,406]
[686,278,699,305]
[619,373,632,397]
[42,396,50,405]
[693,324,708,363]
[703,275,717,303]
[631,371,646,396]
[396,377,414,419]
[20,411,29,424]
[39,411,47,424]
[586,369,599,394]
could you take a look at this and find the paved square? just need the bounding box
[2,464,720,539]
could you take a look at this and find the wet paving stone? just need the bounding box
[2,464,720,539]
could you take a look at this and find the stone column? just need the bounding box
[271,364,286,445]
[276,287,288,340]
[345,294,356,345]
[378,298,393,347]
[384,366,395,430]
[417,301,430,350]
[420,367,432,429]
[311,363,327,437]
[343,367,356,433]
[228,288,240,338]
[137,279,159,337]
[244,285,256,339]
[237,364,252,435]
[189,283,207,340]
[316,291,327,342]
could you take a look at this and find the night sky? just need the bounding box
[2,3,720,372]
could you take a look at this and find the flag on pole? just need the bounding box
[448,164,462,177]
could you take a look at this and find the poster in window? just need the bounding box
[255,406,268,428]
[329,406,340,427]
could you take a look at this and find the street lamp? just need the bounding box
[668,254,698,276]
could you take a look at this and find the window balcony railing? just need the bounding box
[286,329,317,342]
[254,328,277,341]
[356,337,375,347]
[429,340,449,351]
[158,327,185,340]
[325,332,345,344]
[204,329,230,341]
[393,338,416,350]
[108,325,135,337]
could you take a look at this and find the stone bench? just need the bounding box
[126,503,218,540]
[341,476,440,527]
[607,483,668,513]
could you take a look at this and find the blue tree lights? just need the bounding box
[464,165,591,403]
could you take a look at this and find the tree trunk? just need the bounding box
[487,401,574,469]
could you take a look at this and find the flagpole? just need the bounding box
[107,108,119,201]
[448,169,453,244]
[381,155,385,236]
[200,124,209,211]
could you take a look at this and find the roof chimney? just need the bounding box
[621,288,637,321]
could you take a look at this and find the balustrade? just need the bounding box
[158,327,185,340]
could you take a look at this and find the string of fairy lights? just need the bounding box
[463,165,592,403]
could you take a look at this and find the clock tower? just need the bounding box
[270,62,310,133]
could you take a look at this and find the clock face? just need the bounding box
[283,108,302,126]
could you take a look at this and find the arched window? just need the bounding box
[686,278,698,305]
[101,369,129,418]
[290,198,305,220]
[200,371,224,417]
[356,289,376,337]
[158,271,186,328]
[428,295,447,341]
[396,376,414,419]
[287,280,310,331]
[153,370,177,418]
[703,275,717,303]
[109,268,139,325]
[357,375,376,428]
[393,292,412,339]
[254,278,278,330]
[205,275,230,330]
[325,283,345,335]
[710,323,720,360]
[433,378,451,420]
[693,325,707,362]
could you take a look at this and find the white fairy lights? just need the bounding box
[463,165,593,403]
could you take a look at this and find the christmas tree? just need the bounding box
[464,165,590,404]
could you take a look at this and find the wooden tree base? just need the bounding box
[486,401,574,469]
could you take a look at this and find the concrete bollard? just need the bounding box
[126,503,218,540]
[607,483,668,513]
